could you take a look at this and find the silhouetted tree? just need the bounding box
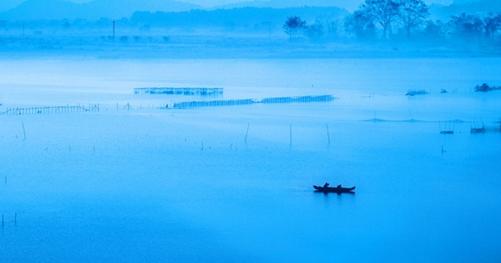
[305,23,324,39]
[484,13,501,38]
[399,0,429,38]
[344,10,377,39]
[450,13,484,39]
[283,16,307,39]
[326,20,340,39]
[423,20,445,40]
[62,19,71,30]
[359,0,401,39]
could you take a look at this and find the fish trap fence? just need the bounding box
[260,95,334,104]
[171,95,334,109]
[173,99,255,109]
[0,104,100,115]
[135,87,224,96]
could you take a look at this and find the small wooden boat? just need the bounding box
[406,90,428,96]
[313,185,356,194]
[471,127,486,134]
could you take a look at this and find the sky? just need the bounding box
[0,0,470,13]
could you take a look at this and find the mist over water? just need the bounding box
[1,57,501,262]
[1,0,501,262]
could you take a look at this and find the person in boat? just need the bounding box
[322,183,344,189]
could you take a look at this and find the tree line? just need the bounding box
[284,0,501,43]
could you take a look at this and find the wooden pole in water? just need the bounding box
[112,20,116,39]
[244,123,250,145]
[326,124,331,147]
[21,121,26,141]
[289,124,293,149]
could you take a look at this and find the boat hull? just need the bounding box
[313,185,356,194]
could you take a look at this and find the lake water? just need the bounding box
[1,58,501,262]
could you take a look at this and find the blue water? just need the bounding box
[1,58,501,262]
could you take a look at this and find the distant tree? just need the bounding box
[399,0,429,38]
[283,16,307,39]
[305,23,324,40]
[62,19,71,30]
[326,20,340,39]
[450,13,484,39]
[423,20,445,39]
[344,10,377,39]
[484,13,501,38]
[359,0,401,39]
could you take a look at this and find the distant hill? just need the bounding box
[130,6,348,29]
[430,0,501,19]
[0,0,23,12]
[217,0,357,10]
[0,0,199,20]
